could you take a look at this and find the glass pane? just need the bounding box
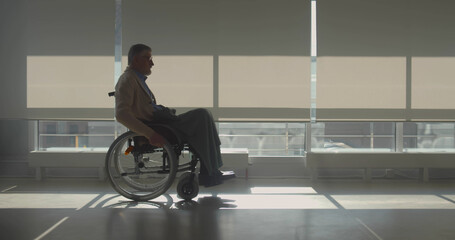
[218,122,305,156]
[404,122,455,152]
[311,122,395,152]
[37,120,307,156]
[38,120,127,151]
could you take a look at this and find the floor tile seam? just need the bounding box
[1,185,17,192]
[323,193,384,240]
[354,217,384,240]
[34,216,69,240]
[31,195,101,239]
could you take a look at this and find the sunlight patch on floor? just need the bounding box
[250,187,317,194]
[0,193,99,209]
[332,195,455,209]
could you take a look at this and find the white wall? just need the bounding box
[0,1,29,173]
[0,0,27,119]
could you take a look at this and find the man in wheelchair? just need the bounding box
[114,43,235,187]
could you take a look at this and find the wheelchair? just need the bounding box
[105,94,200,201]
[105,125,202,201]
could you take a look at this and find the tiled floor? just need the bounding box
[0,178,455,240]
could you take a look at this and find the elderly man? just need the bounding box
[115,43,234,187]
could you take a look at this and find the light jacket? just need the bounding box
[115,66,156,138]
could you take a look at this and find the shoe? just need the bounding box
[216,170,236,181]
[198,170,236,188]
[198,174,223,187]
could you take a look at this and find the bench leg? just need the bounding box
[364,168,372,182]
[98,167,106,181]
[420,168,429,182]
[311,168,318,181]
[35,167,43,181]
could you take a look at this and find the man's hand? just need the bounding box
[148,132,166,147]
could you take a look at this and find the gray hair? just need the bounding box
[128,44,152,65]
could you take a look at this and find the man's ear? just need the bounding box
[131,55,139,67]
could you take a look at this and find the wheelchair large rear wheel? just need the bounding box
[106,131,178,201]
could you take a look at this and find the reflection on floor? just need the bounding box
[0,178,455,240]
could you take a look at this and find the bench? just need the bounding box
[28,148,249,180]
[28,151,107,181]
[305,152,455,182]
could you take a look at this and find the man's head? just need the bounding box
[128,44,154,76]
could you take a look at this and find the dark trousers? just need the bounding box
[151,108,223,176]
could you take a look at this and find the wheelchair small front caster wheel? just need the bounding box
[177,172,199,200]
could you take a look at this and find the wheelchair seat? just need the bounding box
[144,122,185,147]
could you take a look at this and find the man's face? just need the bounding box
[133,50,154,76]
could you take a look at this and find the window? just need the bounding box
[404,122,455,152]
[219,123,306,156]
[35,120,455,155]
[35,120,307,156]
[311,122,395,152]
[36,120,126,151]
